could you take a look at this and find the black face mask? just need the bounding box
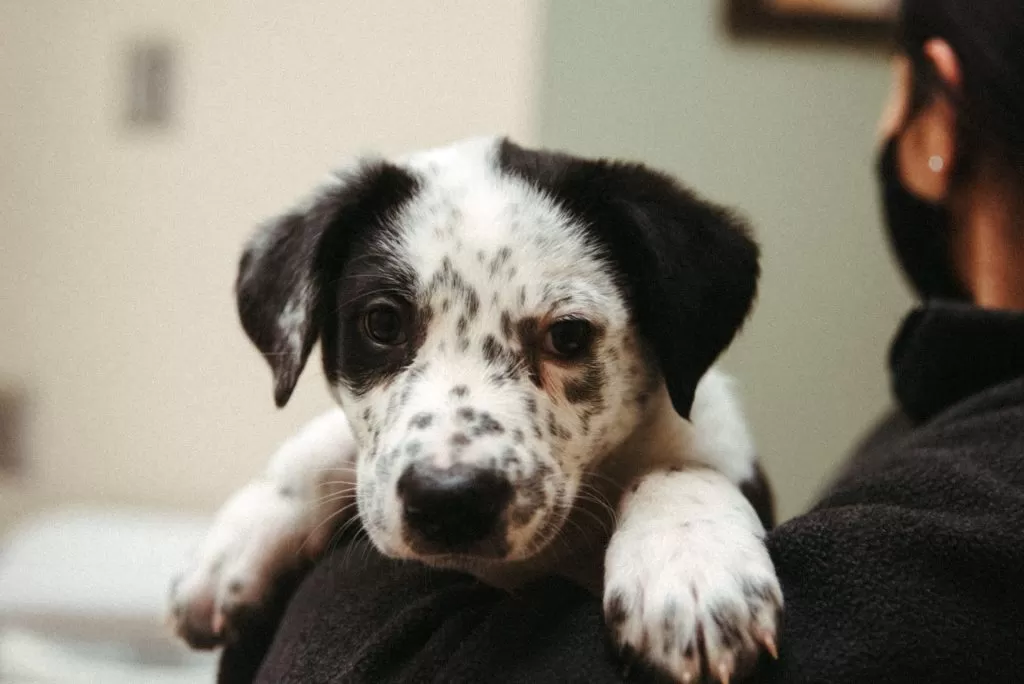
[877,137,970,300]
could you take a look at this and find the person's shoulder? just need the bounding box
[825,376,1024,515]
[759,381,1024,683]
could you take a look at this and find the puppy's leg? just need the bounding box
[170,409,357,649]
[604,468,782,683]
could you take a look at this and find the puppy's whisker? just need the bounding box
[331,517,367,566]
[299,502,361,556]
[311,491,357,507]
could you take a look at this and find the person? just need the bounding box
[220,0,1024,681]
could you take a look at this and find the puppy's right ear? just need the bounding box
[235,161,420,407]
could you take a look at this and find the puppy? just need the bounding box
[170,137,781,683]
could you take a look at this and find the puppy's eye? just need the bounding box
[544,319,594,360]
[362,304,407,347]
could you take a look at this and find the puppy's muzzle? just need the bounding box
[398,462,513,553]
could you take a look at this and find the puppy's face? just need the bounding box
[237,137,759,564]
[326,154,658,561]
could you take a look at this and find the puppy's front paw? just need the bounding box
[604,520,782,683]
[169,481,315,649]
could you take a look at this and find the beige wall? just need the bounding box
[539,1,912,519]
[0,0,541,519]
[2,0,912,526]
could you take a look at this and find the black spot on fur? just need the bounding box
[500,311,514,341]
[580,412,592,436]
[409,413,434,430]
[457,315,469,337]
[481,335,523,381]
[426,259,481,329]
[450,385,469,398]
[516,318,543,386]
[450,433,471,448]
[661,602,680,655]
[482,335,502,364]
[710,603,745,653]
[398,380,414,408]
[473,412,504,436]
[457,407,476,423]
[546,410,571,441]
[499,447,522,473]
[605,590,630,629]
[488,246,513,278]
[511,428,525,444]
[564,361,606,408]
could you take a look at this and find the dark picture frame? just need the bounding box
[728,0,897,43]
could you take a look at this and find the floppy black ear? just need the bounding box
[498,139,759,418]
[235,161,421,407]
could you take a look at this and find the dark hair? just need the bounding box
[899,0,1024,176]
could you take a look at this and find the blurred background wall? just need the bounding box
[0,0,542,527]
[0,0,910,526]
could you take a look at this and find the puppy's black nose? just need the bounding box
[398,462,512,549]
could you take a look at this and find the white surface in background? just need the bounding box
[0,507,218,682]
[1,628,216,684]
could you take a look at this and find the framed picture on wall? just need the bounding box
[729,0,898,41]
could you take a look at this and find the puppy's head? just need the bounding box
[237,137,758,562]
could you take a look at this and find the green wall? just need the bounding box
[538,1,911,519]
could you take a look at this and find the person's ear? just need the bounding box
[897,39,962,201]
[498,140,759,419]
[236,161,420,407]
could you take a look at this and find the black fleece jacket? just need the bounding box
[222,302,1024,684]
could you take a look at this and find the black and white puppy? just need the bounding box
[170,137,781,683]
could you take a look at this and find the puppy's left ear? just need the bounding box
[499,140,759,418]
[236,160,420,407]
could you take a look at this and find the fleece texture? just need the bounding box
[222,302,1024,683]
